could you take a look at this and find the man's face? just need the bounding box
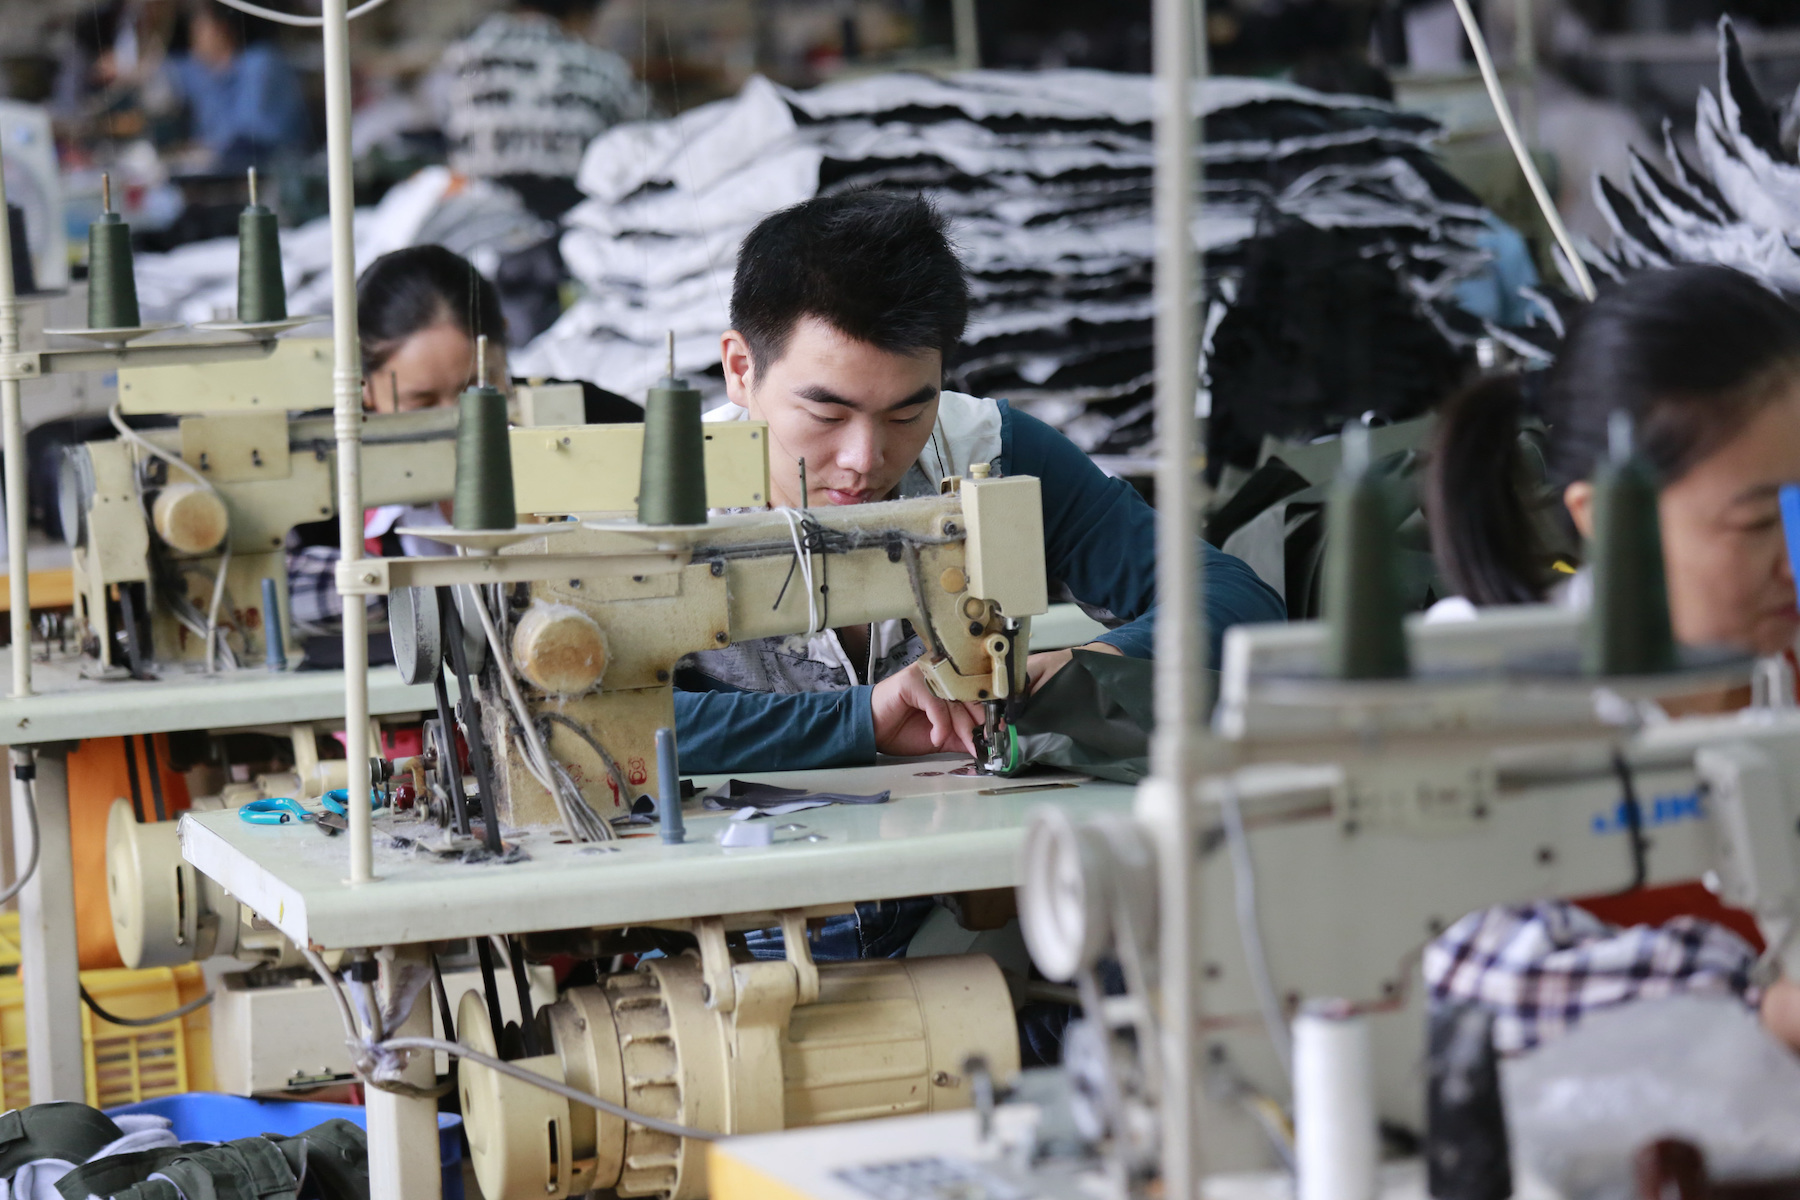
[722,315,941,508]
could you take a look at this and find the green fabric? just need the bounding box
[54,1147,191,1200]
[284,1120,368,1200]
[109,1180,182,1200]
[1010,649,1192,783]
[0,1104,123,1178]
[41,1114,369,1200]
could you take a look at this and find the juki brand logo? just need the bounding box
[1591,791,1704,834]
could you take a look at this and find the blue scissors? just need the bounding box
[321,788,384,816]
[238,797,313,825]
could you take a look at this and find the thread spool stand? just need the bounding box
[46,173,177,346]
[196,167,321,336]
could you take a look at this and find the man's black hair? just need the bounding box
[730,191,970,372]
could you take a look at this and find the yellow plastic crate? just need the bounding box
[0,911,21,973]
[0,955,214,1110]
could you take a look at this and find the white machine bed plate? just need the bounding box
[0,648,437,744]
[181,761,1135,949]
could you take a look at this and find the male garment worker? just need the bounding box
[672,190,1286,774]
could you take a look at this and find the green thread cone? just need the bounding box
[1321,441,1410,680]
[637,372,708,525]
[87,213,139,330]
[236,205,286,323]
[1582,451,1676,677]
[453,384,516,531]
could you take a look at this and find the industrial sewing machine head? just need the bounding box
[52,338,586,675]
[993,425,1796,1194]
[370,460,1048,829]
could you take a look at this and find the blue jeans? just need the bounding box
[742,897,939,962]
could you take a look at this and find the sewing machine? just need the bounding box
[59,344,625,672]
[703,601,1800,1199]
[172,463,1061,1198]
[373,466,1046,826]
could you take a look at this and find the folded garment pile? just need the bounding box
[1592,17,1800,293]
[517,69,1518,467]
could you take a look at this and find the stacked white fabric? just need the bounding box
[1592,18,1800,293]
[519,69,1499,457]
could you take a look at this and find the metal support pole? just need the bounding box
[1515,0,1537,149]
[366,945,442,1199]
[952,0,980,71]
[321,0,373,884]
[1143,0,1206,1194]
[17,749,81,1101]
[0,130,30,698]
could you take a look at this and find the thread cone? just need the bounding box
[236,205,286,323]
[453,384,516,531]
[1582,454,1676,676]
[637,373,708,525]
[87,212,139,330]
[1322,452,1410,680]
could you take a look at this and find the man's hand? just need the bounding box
[1026,641,1124,694]
[871,662,983,757]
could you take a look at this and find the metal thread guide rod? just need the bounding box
[321,0,373,886]
[1140,0,1206,1193]
[0,124,27,697]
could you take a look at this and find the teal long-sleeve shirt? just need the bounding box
[673,403,1285,773]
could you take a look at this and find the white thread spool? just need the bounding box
[1295,999,1378,1200]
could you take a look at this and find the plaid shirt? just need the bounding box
[286,545,383,635]
[1423,901,1760,1055]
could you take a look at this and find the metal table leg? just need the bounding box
[367,945,442,1199]
[17,748,84,1101]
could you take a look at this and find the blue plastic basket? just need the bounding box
[106,1093,463,1200]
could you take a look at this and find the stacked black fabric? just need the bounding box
[1592,17,1800,294]
[517,69,1506,469]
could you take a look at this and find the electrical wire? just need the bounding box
[384,1038,721,1141]
[298,946,715,1141]
[1218,784,1292,1076]
[536,711,635,812]
[80,985,213,1028]
[460,581,612,842]
[1448,0,1597,301]
[209,0,396,28]
[0,774,39,907]
[774,508,821,634]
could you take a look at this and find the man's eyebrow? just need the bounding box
[795,384,938,413]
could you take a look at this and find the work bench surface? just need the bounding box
[180,760,1136,949]
[0,648,438,745]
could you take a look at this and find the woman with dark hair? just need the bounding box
[286,244,634,635]
[1427,263,1800,660]
[358,244,508,414]
[1424,262,1800,1058]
